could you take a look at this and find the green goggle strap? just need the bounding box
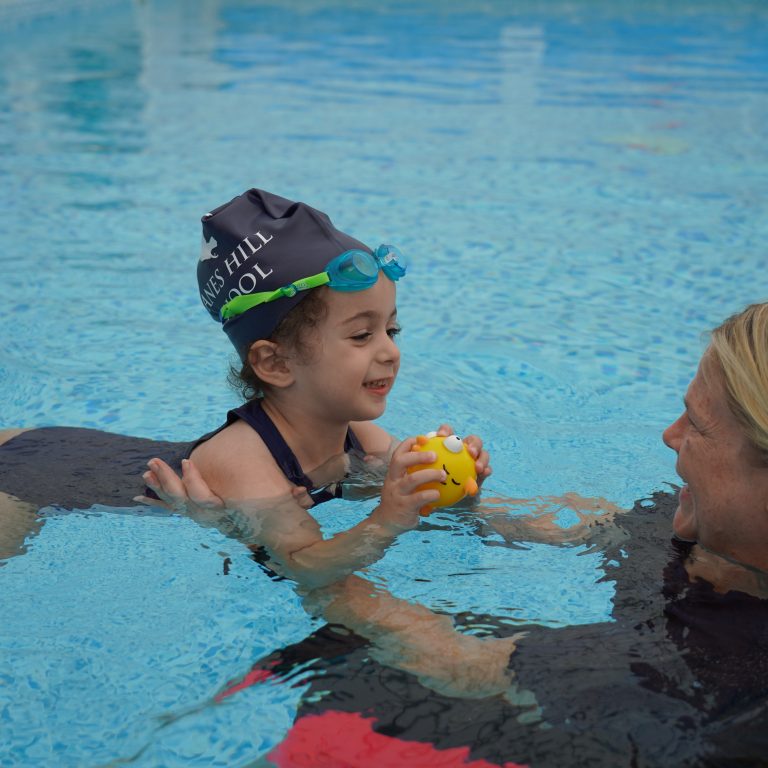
[220,272,330,321]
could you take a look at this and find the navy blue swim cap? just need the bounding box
[198,189,371,361]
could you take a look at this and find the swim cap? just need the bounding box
[198,189,371,360]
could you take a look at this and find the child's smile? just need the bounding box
[363,377,394,396]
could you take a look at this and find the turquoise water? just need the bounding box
[1,0,767,765]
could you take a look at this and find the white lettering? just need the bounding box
[237,272,258,294]
[253,262,273,279]
[224,251,241,276]
[223,232,275,276]
[200,269,225,308]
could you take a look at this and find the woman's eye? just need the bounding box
[686,412,701,432]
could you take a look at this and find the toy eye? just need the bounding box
[442,435,463,454]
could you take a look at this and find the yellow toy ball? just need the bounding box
[407,432,479,516]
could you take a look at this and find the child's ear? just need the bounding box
[247,340,294,387]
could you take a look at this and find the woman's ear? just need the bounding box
[248,340,294,388]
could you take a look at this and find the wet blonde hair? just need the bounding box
[708,302,768,461]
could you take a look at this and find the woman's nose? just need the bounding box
[663,414,684,451]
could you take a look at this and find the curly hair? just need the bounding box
[228,288,329,401]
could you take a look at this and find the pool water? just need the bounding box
[1,0,766,765]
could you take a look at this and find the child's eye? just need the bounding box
[387,325,402,340]
[350,331,373,342]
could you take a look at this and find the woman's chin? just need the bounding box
[672,499,698,541]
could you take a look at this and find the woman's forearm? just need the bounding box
[478,493,625,546]
[306,574,521,699]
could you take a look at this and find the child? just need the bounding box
[143,188,492,589]
[1,189,515,698]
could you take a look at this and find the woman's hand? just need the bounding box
[404,632,522,700]
[436,423,492,487]
[137,458,314,515]
[136,458,224,513]
[372,437,444,531]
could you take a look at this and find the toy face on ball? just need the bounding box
[407,433,479,515]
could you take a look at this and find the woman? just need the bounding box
[662,302,768,582]
[231,302,768,767]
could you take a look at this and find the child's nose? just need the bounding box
[378,334,400,364]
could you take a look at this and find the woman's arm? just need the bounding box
[308,573,522,699]
[0,492,42,563]
[0,429,43,564]
[476,492,627,547]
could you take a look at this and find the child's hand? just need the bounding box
[373,437,444,532]
[435,423,492,487]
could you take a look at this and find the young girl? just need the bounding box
[0,188,515,698]
[140,187,492,590]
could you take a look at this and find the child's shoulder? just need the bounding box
[190,420,292,500]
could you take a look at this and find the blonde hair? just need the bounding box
[708,302,768,460]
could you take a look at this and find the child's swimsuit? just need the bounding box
[187,399,363,506]
[0,400,363,511]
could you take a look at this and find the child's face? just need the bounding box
[291,274,401,424]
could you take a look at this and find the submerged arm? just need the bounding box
[142,438,446,590]
[0,492,43,564]
[0,429,44,564]
[476,492,627,547]
[306,573,521,699]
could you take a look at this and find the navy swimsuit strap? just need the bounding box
[227,400,362,505]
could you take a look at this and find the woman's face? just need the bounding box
[662,352,768,570]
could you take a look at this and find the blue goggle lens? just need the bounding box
[326,246,407,292]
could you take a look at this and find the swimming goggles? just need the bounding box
[219,244,408,321]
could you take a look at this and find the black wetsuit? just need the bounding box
[236,492,768,768]
[0,427,188,510]
[0,400,362,511]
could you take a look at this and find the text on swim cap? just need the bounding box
[200,230,274,312]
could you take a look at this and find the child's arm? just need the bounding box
[143,437,445,590]
[245,438,445,588]
[349,420,398,457]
